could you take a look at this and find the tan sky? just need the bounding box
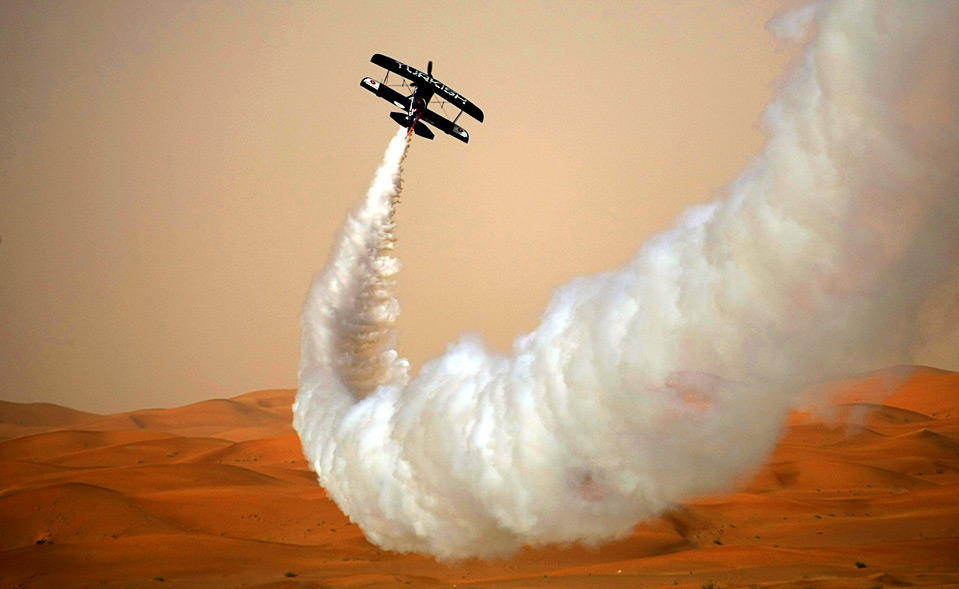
[1,0,802,412]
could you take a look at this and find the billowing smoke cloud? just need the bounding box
[294,1,959,560]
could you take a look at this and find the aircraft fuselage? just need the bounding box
[406,84,434,128]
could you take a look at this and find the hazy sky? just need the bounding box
[1,1,804,412]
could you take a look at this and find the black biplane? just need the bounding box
[360,54,484,143]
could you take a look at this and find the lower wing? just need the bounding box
[360,77,411,112]
[420,108,469,143]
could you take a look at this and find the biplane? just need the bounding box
[360,54,484,143]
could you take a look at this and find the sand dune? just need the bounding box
[0,401,101,441]
[196,433,306,467]
[1,369,958,587]
[0,482,182,551]
[0,400,99,428]
[0,429,176,462]
[84,398,292,441]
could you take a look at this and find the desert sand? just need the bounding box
[1,368,957,588]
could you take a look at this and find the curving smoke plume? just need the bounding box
[294,1,959,560]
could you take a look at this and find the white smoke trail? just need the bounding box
[294,1,959,560]
[297,128,410,403]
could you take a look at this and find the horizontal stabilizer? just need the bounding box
[412,121,434,140]
[389,111,410,127]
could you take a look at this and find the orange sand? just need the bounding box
[1,369,957,588]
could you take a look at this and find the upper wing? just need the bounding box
[371,54,428,84]
[360,77,411,112]
[371,54,484,123]
[429,83,484,123]
[420,108,469,143]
